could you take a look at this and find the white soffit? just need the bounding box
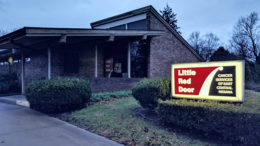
[94,13,146,29]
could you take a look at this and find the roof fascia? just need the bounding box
[90,5,152,28]
[25,29,165,37]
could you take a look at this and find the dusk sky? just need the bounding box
[0,0,259,46]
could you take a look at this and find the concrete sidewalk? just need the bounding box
[0,99,122,146]
[0,95,29,107]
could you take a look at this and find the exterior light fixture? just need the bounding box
[8,57,13,65]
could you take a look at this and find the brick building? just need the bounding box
[0,6,202,93]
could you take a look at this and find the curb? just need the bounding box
[0,98,30,107]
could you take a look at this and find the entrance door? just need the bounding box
[103,42,127,78]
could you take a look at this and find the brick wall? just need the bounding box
[0,50,48,84]
[0,64,13,74]
[51,48,64,77]
[25,50,48,83]
[50,44,104,78]
[79,46,94,77]
[148,13,200,78]
[78,45,104,77]
[97,46,104,77]
[0,44,105,82]
[0,61,21,77]
[87,77,140,92]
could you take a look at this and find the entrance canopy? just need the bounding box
[0,27,164,52]
[0,27,164,94]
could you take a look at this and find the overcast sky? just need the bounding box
[0,0,259,45]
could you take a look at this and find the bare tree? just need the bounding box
[188,31,203,54]
[188,32,219,61]
[233,12,260,60]
[230,31,251,60]
[200,33,220,61]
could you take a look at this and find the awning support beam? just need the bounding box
[21,49,25,94]
[108,35,115,42]
[59,34,67,43]
[47,48,51,79]
[142,34,147,40]
[127,42,131,78]
[94,45,98,78]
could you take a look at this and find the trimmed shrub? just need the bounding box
[25,78,92,114]
[158,90,260,145]
[132,78,170,109]
[245,61,260,83]
[0,73,19,93]
[90,90,132,102]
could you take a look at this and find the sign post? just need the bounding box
[171,61,245,102]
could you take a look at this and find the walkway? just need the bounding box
[0,97,122,146]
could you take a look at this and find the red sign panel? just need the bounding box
[174,67,218,95]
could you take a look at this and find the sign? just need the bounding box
[171,61,245,102]
[114,63,122,73]
[105,58,113,77]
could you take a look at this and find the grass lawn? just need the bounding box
[56,92,260,145]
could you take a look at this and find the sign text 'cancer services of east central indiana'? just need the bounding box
[171,61,245,102]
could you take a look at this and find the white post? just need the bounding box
[127,42,131,78]
[94,45,98,78]
[47,48,51,79]
[21,50,25,94]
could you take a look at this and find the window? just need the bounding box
[110,24,126,30]
[128,19,147,30]
[130,40,148,78]
[109,19,147,30]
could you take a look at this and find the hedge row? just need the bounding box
[25,78,91,114]
[158,91,260,145]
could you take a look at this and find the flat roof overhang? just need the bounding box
[0,27,165,51]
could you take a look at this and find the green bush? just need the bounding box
[245,61,260,83]
[158,90,260,145]
[25,78,92,114]
[90,90,132,102]
[132,78,171,109]
[0,73,19,93]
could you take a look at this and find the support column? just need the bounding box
[21,50,25,94]
[47,48,51,79]
[94,45,98,78]
[127,42,131,78]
